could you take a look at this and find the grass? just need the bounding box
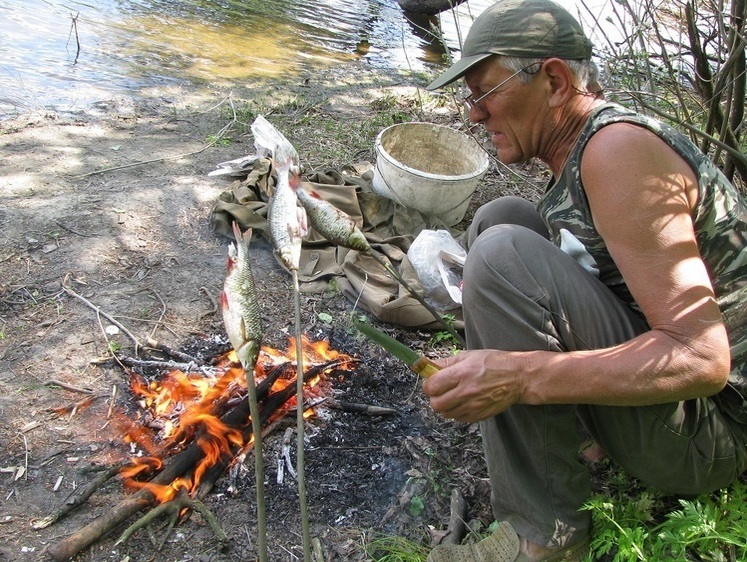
[366,533,431,562]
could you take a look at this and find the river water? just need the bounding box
[0,0,497,114]
[0,0,619,116]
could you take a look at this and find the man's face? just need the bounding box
[463,58,546,165]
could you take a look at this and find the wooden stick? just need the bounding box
[146,336,204,366]
[45,379,94,395]
[292,270,312,562]
[117,356,198,372]
[62,278,142,351]
[32,463,127,530]
[325,398,396,416]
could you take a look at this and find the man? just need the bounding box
[422,0,747,560]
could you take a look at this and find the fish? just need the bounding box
[249,114,308,272]
[294,184,371,252]
[267,156,308,271]
[221,222,263,371]
[208,154,261,177]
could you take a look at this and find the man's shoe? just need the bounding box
[426,521,588,562]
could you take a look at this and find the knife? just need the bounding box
[354,321,441,378]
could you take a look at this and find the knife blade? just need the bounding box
[354,321,441,378]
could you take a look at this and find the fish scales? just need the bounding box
[221,222,263,370]
[295,186,370,252]
[267,162,307,271]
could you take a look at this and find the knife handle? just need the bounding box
[411,356,441,378]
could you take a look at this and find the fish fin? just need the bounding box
[220,291,229,310]
[289,170,302,191]
[297,207,309,238]
[231,222,253,245]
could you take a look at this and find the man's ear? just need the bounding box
[541,58,575,108]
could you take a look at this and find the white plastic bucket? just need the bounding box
[372,122,489,226]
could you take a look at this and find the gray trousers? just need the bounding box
[463,197,747,548]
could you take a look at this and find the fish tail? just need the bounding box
[231,222,253,248]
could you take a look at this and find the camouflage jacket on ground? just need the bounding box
[537,103,747,422]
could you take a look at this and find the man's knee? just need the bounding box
[467,197,548,249]
[467,224,547,275]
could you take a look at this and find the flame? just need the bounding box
[119,337,355,503]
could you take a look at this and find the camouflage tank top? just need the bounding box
[537,103,747,423]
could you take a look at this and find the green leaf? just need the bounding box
[317,312,333,324]
[408,495,425,517]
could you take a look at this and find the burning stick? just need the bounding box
[47,358,334,561]
[145,336,204,366]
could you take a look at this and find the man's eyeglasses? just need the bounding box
[462,61,544,112]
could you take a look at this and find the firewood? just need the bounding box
[32,463,127,530]
[325,398,396,416]
[146,336,204,366]
[118,356,200,372]
[47,360,338,561]
[114,487,227,549]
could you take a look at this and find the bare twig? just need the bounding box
[54,220,94,238]
[45,379,94,395]
[147,290,167,340]
[67,12,81,64]
[62,276,142,352]
[199,286,219,319]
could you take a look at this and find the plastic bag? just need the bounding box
[407,229,466,312]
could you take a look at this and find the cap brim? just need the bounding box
[426,52,493,90]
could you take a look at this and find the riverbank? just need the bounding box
[0,61,511,561]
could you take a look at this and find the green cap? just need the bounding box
[427,0,593,90]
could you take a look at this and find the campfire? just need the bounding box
[44,335,358,561]
[120,337,354,501]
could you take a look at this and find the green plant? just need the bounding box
[206,134,232,146]
[366,533,429,562]
[583,473,747,561]
[317,311,333,324]
[409,494,426,517]
[108,341,122,353]
[428,314,461,351]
